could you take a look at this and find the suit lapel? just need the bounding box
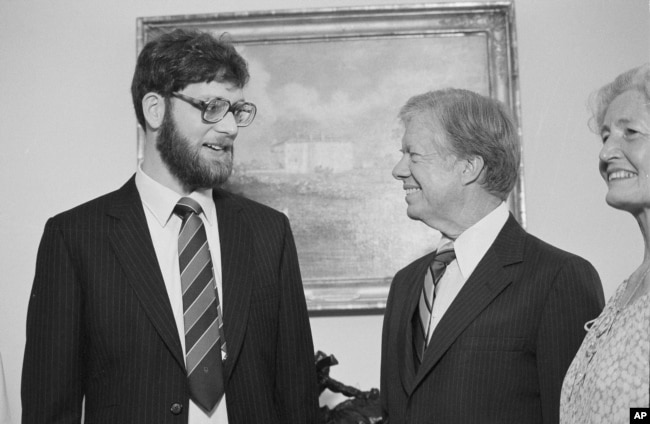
[410,215,525,394]
[213,190,254,384]
[397,253,435,395]
[107,177,185,370]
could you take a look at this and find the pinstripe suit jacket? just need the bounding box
[22,176,319,424]
[380,215,605,424]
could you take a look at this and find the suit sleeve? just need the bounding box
[536,256,605,424]
[22,219,84,424]
[274,216,319,424]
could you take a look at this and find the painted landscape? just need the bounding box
[224,34,488,284]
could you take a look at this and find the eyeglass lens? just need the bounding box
[204,100,255,126]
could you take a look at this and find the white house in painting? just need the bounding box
[272,133,354,173]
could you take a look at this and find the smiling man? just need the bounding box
[22,29,318,424]
[380,88,605,424]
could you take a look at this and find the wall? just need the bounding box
[0,0,648,420]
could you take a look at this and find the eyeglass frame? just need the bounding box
[170,92,257,127]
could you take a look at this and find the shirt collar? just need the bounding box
[440,202,509,279]
[135,165,216,228]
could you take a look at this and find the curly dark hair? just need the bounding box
[131,29,250,130]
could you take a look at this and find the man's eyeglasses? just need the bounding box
[171,92,257,127]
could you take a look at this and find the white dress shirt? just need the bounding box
[427,202,509,339]
[135,167,228,424]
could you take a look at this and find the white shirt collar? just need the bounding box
[438,202,509,280]
[135,165,216,228]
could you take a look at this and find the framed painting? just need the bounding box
[137,2,524,313]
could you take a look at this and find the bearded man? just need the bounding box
[21,29,318,424]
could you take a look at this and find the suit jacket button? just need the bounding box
[170,403,183,415]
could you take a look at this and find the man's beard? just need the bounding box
[156,108,233,192]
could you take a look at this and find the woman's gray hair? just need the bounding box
[589,63,650,133]
[399,88,520,201]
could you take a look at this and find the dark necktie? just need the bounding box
[413,246,456,367]
[174,197,226,412]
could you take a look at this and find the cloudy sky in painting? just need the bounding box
[234,35,488,167]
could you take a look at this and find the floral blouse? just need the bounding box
[560,279,649,424]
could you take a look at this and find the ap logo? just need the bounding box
[631,408,650,422]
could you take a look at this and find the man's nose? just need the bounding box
[392,154,410,180]
[213,111,239,136]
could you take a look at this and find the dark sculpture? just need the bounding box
[316,351,386,424]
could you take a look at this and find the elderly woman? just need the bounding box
[560,64,650,423]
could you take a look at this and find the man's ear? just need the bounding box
[460,156,485,185]
[142,92,165,130]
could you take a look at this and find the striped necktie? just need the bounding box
[413,244,456,367]
[174,197,226,412]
